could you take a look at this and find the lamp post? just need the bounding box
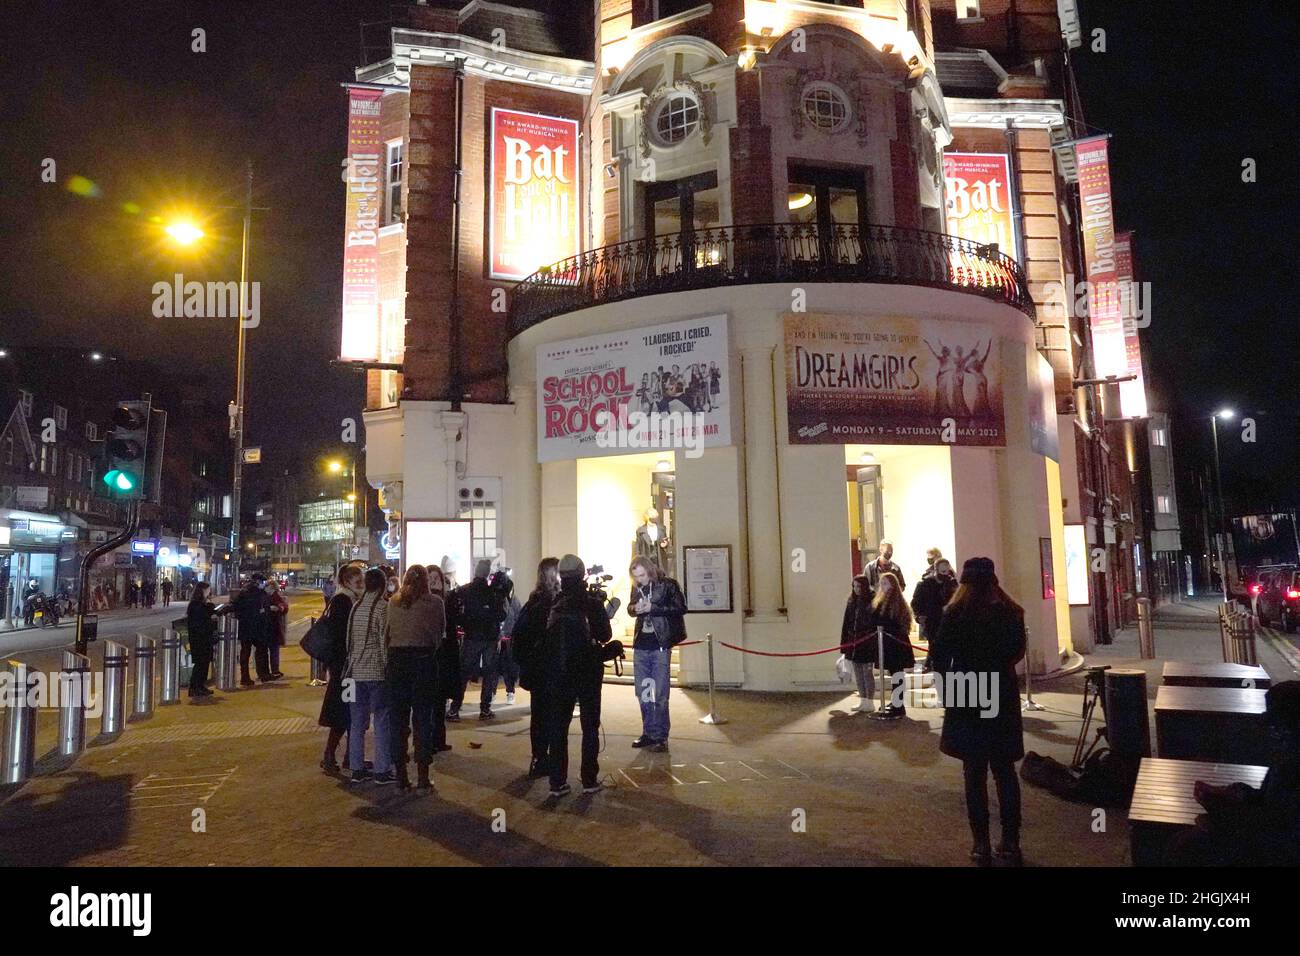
[325,459,359,579]
[166,160,258,596]
[1210,409,1235,603]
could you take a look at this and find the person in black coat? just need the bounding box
[185,582,220,699]
[929,557,1027,866]
[511,557,560,777]
[911,558,958,672]
[230,575,272,686]
[628,557,687,750]
[319,564,363,773]
[841,574,875,710]
[859,571,914,717]
[427,565,460,748]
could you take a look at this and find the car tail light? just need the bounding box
[1287,589,1300,600]
[1249,583,1263,595]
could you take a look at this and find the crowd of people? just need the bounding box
[88,577,181,611]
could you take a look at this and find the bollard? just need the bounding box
[101,641,128,735]
[308,655,327,687]
[58,650,91,757]
[132,633,157,719]
[1136,598,1155,659]
[216,615,239,691]
[697,633,728,725]
[159,629,182,705]
[866,626,894,720]
[1022,628,1046,711]
[1,660,37,784]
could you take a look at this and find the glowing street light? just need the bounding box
[165,220,205,245]
[327,460,344,474]
[1216,408,1236,420]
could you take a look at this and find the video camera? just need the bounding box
[585,564,622,621]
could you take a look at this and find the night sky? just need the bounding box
[1,0,1296,512]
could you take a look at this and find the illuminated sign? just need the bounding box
[1076,136,1127,386]
[404,519,473,586]
[131,540,157,555]
[1064,524,1090,606]
[1114,231,1148,418]
[489,108,580,281]
[943,153,1019,264]
[0,526,9,547]
[339,87,384,362]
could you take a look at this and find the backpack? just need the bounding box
[540,597,594,684]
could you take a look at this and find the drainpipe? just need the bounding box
[448,60,465,410]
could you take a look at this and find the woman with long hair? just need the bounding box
[427,564,458,753]
[841,574,874,712]
[319,563,364,773]
[930,557,1027,866]
[864,571,915,717]
[384,564,443,793]
[510,557,561,777]
[628,556,687,750]
[345,567,394,785]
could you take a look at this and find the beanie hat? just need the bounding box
[473,558,493,580]
[558,554,585,578]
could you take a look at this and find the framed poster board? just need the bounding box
[1039,537,1056,600]
[682,545,732,613]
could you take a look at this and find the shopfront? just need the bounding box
[1,509,74,621]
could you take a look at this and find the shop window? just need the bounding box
[385,141,404,226]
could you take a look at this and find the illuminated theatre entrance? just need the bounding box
[542,450,681,685]
[844,444,956,590]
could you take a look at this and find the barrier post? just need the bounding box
[1,660,37,784]
[58,650,91,757]
[101,641,128,735]
[159,629,182,705]
[698,632,728,725]
[132,632,157,719]
[1136,598,1156,659]
[216,616,238,690]
[866,626,895,720]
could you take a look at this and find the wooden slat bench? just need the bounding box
[1129,757,1268,865]
[1162,661,1272,690]
[1154,685,1271,765]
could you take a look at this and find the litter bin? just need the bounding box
[1104,668,1151,758]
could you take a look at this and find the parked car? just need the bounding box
[1253,564,1298,631]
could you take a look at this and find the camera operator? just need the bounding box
[539,554,613,797]
[628,557,687,752]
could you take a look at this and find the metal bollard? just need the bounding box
[159,629,182,705]
[132,633,157,718]
[866,626,894,720]
[1136,598,1156,659]
[1022,627,1045,711]
[216,615,239,691]
[2,660,37,784]
[58,650,91,757]
[697,633,728,725]
[101,641,128,735]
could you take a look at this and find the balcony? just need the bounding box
[509,222,1035,336]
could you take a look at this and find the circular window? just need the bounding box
[652,93,701,145]
[802,83,850,132]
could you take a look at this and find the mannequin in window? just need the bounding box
[634,507,669,564]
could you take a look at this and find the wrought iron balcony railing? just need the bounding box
[509,221,1035,336]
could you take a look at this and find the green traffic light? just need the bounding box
[103,469,138,492]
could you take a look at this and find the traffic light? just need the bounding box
[103,399,151,498]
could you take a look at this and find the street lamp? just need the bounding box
[1209,408,1235,603]
[164,161,256,596]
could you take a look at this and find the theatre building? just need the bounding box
[345,0,1076,691]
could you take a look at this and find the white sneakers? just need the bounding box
[506,693,516,706]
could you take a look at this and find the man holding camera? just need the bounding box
[540,554,613,797]
[628,557,688,752]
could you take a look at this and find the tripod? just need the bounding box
[1071,665,1110,772]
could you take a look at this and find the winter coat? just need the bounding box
[540,580,613,687]
[856,603,916,672]
[186,600,220,652]
[841,590,874,663]
[346,590,389,682]
[511,590,556,691]
[318,590,355,730]
[911,571,957,640]
[930,599,1026,762]
[433,590,461,698]
[230,585,270,647]
[268,591,289,647]
[864,559,906,593]
[456,579,506,644]
[628,578,687,650]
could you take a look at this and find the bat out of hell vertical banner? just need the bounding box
[1076,136,1127,390]
[340,87,383,362]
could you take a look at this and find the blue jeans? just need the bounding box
[634,646,671,742]
[348,679,392,773]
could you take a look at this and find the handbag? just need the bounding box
[299,602,336,662]
[834,654,852,684]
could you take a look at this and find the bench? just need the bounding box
[1154,685,1271,765]
[1129,757,1268,865]
[1162,661,1271,690]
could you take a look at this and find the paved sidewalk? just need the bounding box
[0,598,1290,867]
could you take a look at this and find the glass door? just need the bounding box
[856,465,883,570]
[788,165,868,268]
[645,171,721,271]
